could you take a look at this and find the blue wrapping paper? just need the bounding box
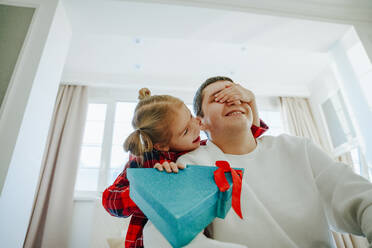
[127,165,243,247]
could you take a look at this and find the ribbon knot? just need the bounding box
[214,160,243,219]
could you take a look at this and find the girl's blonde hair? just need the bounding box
[123,88,183,157]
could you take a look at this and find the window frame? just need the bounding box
[319,89,359,157]
[318,90,371,181]
[75,98,121,201]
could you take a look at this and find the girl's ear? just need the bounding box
[196,116,207,131]
[154,143,170,151]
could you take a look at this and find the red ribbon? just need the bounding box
[214,160,243,219]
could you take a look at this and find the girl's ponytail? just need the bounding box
[123,129,154,156]
[138,88,151,100]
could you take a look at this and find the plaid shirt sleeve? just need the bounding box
[102,156,143,218]
[251,119,269,138]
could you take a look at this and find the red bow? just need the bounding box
[214,160,243,219]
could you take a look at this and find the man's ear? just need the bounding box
[196,116,207,131]
[154,143,170,151]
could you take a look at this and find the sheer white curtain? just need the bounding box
[280,97,368,248]
[280,97,327,150]
[24,85,88,248]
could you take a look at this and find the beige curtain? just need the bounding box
[280,97,368,248]
[24,85,88,248]
[280,97,326,149]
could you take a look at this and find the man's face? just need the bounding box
[200,80,253,138]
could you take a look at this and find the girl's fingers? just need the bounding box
[219,94,231,103]
[155,162,186,173]
[226,94,239,102]
[215,87,233,101]
[214,84,233,98]
[222,93,241,103]
[177,163,186,169]
[169,162,179,173]
[155,162,185,173]
[162,162,171,173]
[217,91,235,103]
[227,100,241,105]
[154,163,164,171]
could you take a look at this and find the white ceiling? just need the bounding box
[62,0,353,96]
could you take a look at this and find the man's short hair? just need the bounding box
[193,76,234,117]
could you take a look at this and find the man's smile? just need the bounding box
[224,109,246,116]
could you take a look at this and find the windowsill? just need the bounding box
[74,191,102,202]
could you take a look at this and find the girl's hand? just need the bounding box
[214,84,255,106]
[214,84,259,126]
[154,161,186,173]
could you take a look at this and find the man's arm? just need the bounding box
[306,139,372,244]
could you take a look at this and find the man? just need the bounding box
[144,76,372,248]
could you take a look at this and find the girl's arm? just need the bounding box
[251,119,269,138]
[102,158,142,218]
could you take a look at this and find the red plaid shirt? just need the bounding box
[102,120,268,248]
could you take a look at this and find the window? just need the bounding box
[75,101,137,197]
[321,90,356,152]
[75,101,283,198]
[75,104,106,193]
[259,111,283,136]
[349,147,371,181]
[109,102,137,184]
[320,90,371,181]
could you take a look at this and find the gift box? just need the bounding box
[127,164,243,247]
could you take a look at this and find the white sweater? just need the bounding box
[143,134,372,248]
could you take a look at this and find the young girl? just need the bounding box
[102,88,268,248]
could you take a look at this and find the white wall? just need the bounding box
[354,24,372,66]
[329,28,372,165]
[308,27,372,166]
[0,0,71,246]
[68,200,96,248]
[69,199,130,248]
[308,67,339,152]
